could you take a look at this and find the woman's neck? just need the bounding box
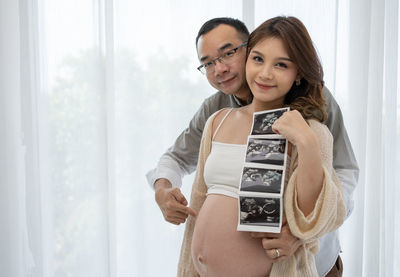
[249,98,285,113]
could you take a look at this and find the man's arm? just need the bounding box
[147,99,210,225]
[322,86,359,218]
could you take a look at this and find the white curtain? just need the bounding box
[0,0,32,276]
[335,0,400,276]
[0,0,399,276]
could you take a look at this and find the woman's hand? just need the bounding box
[271,110,316,147]
[250,222,302,263]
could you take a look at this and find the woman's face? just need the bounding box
[246,37,299,108]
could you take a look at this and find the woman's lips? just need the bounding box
[255,81,275,90]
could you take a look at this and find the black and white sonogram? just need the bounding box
[251,108,289,135]
[239,196,280,227]
[245,138,286,166]
[240,167,283,193]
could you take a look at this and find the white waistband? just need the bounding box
[207,185,238,199]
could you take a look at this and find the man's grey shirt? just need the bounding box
[146,87,359,276]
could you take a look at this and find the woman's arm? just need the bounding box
[272,110,324,216]
[272,111,346,240]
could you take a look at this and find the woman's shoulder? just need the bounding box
[206,108,234,131]
[212,107,233,121]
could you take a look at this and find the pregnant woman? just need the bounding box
[178,16,346,277]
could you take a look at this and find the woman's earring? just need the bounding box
[296,79,301,86]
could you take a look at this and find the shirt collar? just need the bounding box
[232,94,252,107]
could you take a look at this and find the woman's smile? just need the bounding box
[255,81,276,90]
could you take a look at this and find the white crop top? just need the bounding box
[204,109,246,198]
[204,141,247,198]
[203,108,291,199]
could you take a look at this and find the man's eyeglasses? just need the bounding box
[197,41,248,74]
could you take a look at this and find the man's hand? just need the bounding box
[154,178,197,225]
[250,223,302,263]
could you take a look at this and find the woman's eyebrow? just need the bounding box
[250,50,293,62]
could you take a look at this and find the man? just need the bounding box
[146,17,358,276]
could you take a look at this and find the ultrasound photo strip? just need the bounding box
[237,107,290,233]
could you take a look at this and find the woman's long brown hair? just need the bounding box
[247,16,327,122]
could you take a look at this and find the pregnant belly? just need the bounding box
[191,194,272,277]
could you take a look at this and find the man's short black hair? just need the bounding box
[196,17,249,47]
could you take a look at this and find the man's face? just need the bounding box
[196,24,249,98]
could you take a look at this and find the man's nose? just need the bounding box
[214,59,229,75]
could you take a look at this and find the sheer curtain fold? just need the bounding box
[382,1,399,276]
[338,0,399,276]
[97,0,117,275]
[0,0,35,276]
[364,1,385,276]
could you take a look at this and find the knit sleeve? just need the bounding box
[177,113,216,277]
[284,120,346,240]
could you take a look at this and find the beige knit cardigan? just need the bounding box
[177,111,346,277]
